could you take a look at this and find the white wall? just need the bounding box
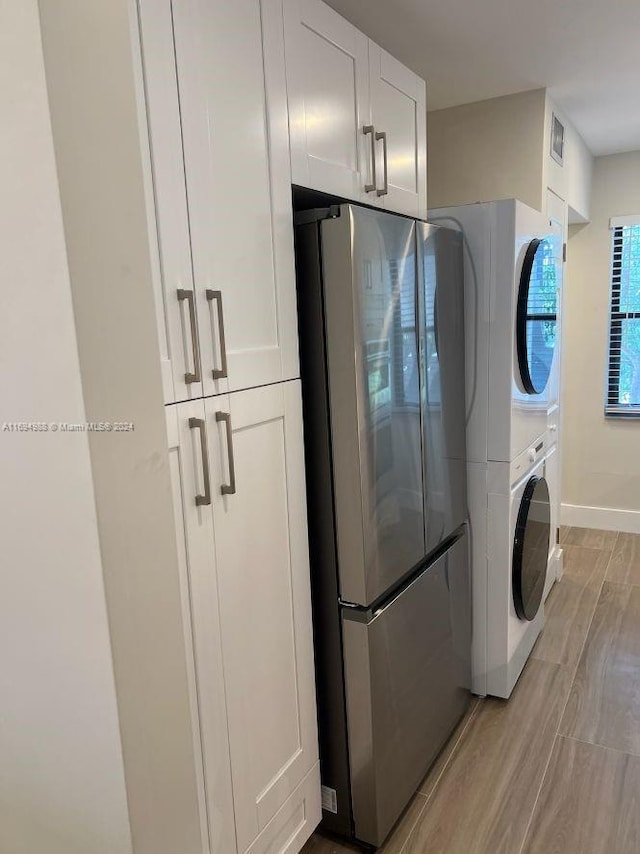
[427,89,547,211]
[0,2,132,852]
[562,151,640,532]
[427,89,593,223]
[544,96,593,223]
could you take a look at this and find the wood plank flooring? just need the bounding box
[607,533,640,586]
[521,737,640,854]
[303,527,640,853]
[531,544,609,670]
[559,581,640,756]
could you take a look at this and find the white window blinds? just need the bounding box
[606,219,640,416]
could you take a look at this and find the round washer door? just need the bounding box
[516,238,558,395]
[512,475,550,621]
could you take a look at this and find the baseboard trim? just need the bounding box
[561,503,640,534]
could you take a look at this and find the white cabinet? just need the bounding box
[546,189,566,592]
[141,2,320,850]
[284,0,371,201]
[207,383,319,852]
[139,0,299,404]
[284,0,427,218]
[369,43,427,218]
[167,400,237,853]
[167,381,320,854]
[137,1,203,404]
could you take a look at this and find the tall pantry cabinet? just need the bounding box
[139,0,321,852]
[41,0,320,852]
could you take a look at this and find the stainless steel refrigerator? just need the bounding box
[295,203,471,848]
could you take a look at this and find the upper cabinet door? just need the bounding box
[137,1,204,404]
[171,0,299,397]
[284,0,374,202]
[369,43,427,219]
[206,382,319,853]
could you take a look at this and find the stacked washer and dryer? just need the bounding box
[430,199,562,699]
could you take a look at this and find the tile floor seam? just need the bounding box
[562,528,620,551]
[395,793,428,854]
[422,699,482,802]
[399,701,483,852]
[560,732,640,759]
[562,542,616,555]
[604,531,640,587]
[516,542,617,854]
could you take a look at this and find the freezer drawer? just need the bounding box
[341,532,471,847]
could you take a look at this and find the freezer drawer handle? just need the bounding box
[363,125,377,193]
[177,289,201,384]
[188,417,211,506]
[375,130,389,196]
[216,411,236,495]
[206,289,229,380]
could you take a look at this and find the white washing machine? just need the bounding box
[430,199,559,698]
[466,435,551,698]
[484,437,551,698]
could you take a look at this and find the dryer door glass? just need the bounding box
[513,475,550,621]
[517,238,557,394]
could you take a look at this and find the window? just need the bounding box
[606,217,640,416]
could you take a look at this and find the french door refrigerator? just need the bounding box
[295,204,471,848]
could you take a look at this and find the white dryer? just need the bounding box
[429,199,559,465]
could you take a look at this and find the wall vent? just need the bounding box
[550,113,565,166]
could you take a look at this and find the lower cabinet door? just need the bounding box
[166,401,237,854]
[206,381,320,853]
[245,764,321,854]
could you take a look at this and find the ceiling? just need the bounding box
[324,0,640,156]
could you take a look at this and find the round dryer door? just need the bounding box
[516,238,557,394]
[512,475,550,621]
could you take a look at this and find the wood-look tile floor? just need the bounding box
[303,527,640,854]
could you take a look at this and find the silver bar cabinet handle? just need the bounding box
[188,416,211,506]
[375,130,389,196]
[177,289,201,384]
[363,125,377,193]
[206,289,229,380]
[216,411,236,495]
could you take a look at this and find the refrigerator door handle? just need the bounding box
[206,289,229,380]
[363,125,377,193]
[375,131,389,196]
